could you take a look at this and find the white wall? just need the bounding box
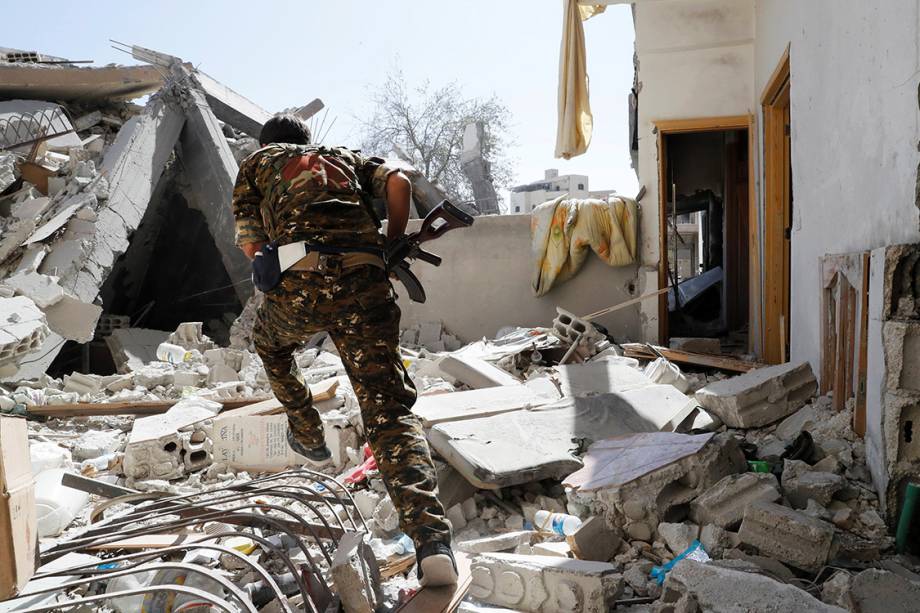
[632,0,756,341]
[753,0,920,371]
[395,214,641,342]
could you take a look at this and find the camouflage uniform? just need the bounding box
[231,144,450,549]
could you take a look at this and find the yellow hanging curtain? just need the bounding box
[555,1,606,159]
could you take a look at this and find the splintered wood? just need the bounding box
[820,252,870,436]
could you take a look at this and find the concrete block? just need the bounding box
[4,272,64,308]
[775,404,819,441]
[43,294,102,343]
[440,354,520,389]
[569,516,622,562]
[446,503,467,531]
[469,553,622,613]
[168,322,215,353]
[0,296,49,366]
[689,472,781,529]
[123,397,220,481]
[698,524,739,558]
[781,459,845,508]
[458,531,536,554]
[105,328,170,372]
[848,569,920,613]
[695,361,817,428]
[193,69,272,139]
[62,372,103,396]
[657,522,699,555]
[882,321,920,394]
[738,501,835,572]
[330,532,382,613]
[660,560,846,613]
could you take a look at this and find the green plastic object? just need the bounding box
[896,482,920,553]
[747,460,770,473]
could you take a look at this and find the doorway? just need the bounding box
[656,117,754,353]
[762,48,792,363]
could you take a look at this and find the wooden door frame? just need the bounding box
[761,46,792,364]
[654,115,756,344]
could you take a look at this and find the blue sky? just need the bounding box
[4,0,638,207]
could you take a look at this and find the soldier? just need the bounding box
[231,114,456,586]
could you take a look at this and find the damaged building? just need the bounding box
[2,0,920,611]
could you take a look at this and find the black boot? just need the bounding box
[416,541,458,587]
[286,428,332,468]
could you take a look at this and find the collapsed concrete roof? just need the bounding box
[0,45,277,380]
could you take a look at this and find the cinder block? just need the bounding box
[0,296,50,366]
[781,460,845,509]
[439,355,520,389]
[690,472,781,529]
[569,516,622,562]
[695,361,817,428]
[882,321,920,394]
[458,531,536,554]
[738,501,835,572]
[469,553,622,613]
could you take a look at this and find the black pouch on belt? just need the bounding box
[252,241,281,292]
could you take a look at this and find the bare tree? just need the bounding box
[358,69,514,211]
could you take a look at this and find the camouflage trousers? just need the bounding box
[252,264,451,548]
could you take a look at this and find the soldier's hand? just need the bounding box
[240,241,266,261]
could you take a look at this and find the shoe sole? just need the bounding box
[419,554,459,587]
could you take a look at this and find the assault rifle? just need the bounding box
[386,200,474,303]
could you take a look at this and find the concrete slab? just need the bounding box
[429,394,671,489]
[194,70,273,139]
[105,328,171,372]
[661,560,845,613]
[412,385,549,427]
[553,358,654,396]
[43,294,102,343]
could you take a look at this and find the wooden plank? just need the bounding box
[29,379,339,419]
[845,284,858,400]
[621,344,759,373]
[29,396,271,418]
[381,554,416,580]
[855,252,870,437]
[833,280,850,412]
[396,552,472,613]
[819,277,835,395]
[654,116,752,134]
[216,379,339,420]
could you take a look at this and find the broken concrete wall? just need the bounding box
[3,89,185,380]
[395,214,640,343]
[865,243,920,520]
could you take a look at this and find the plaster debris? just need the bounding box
[689,472,782,529]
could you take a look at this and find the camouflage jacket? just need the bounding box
[231,143,398,249]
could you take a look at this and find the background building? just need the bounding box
[509,169,589,213]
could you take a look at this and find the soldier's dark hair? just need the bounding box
[259,114,312,146]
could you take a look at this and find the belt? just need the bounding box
[288,251,386,274]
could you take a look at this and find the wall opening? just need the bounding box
[656,117,753,351]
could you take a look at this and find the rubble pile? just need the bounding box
[5,313,918,612]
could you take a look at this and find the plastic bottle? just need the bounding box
[156,342,193,364]
[34,468,90,537]
[533,510,583,536]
